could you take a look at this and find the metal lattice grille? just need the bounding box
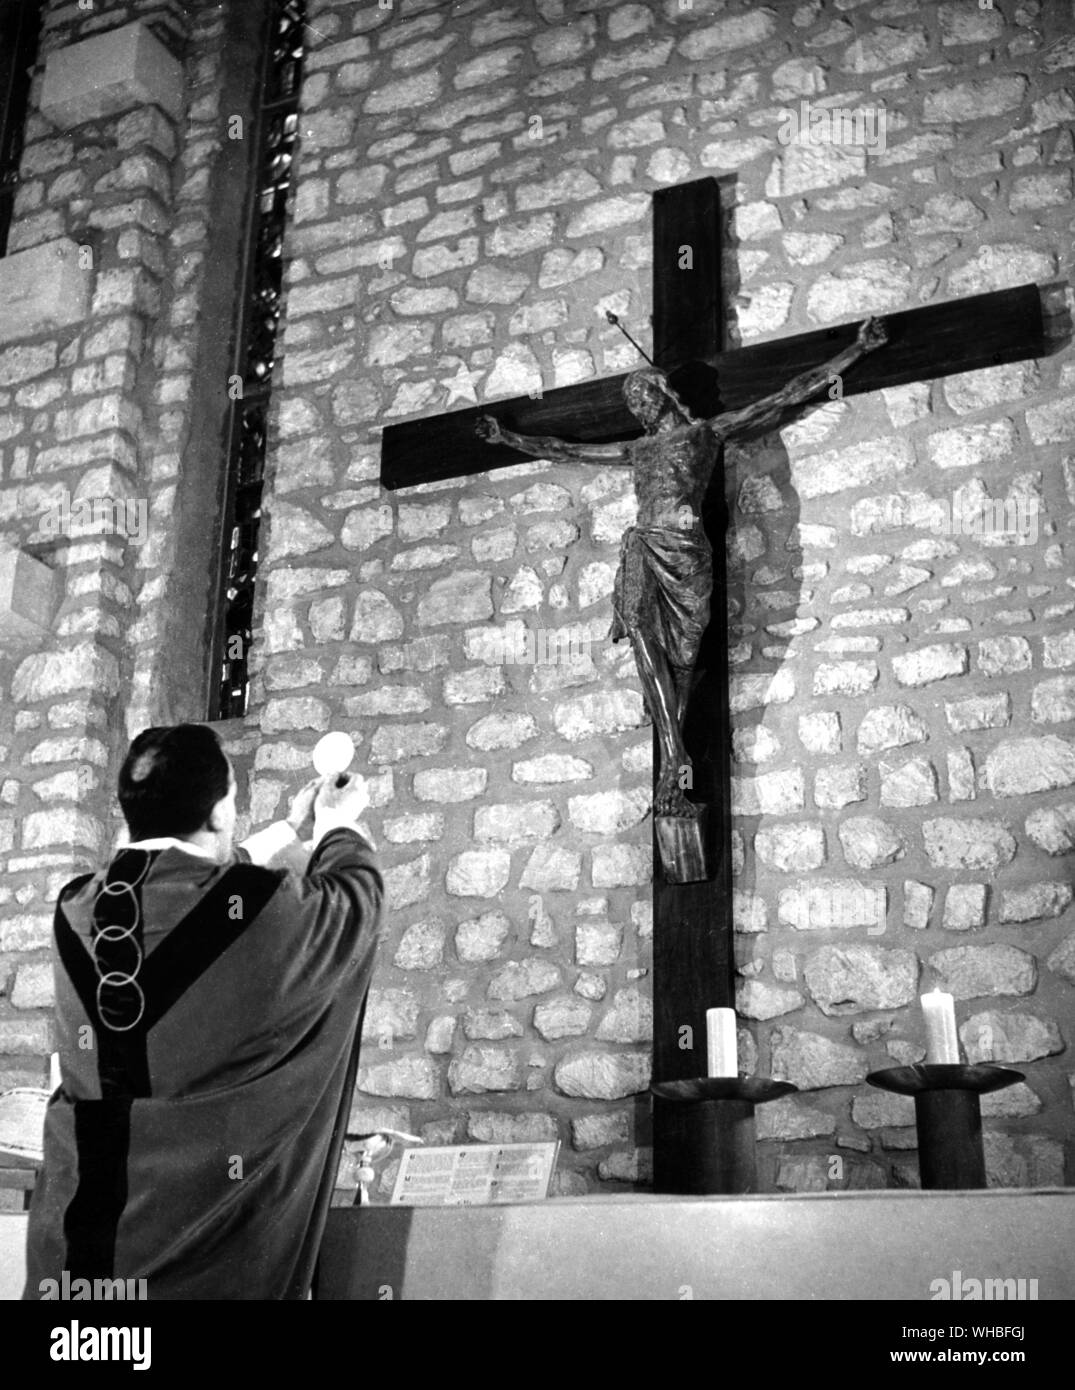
[0,0,42,257]
[213,0,305,719]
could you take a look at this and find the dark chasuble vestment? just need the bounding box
[23,825,383,1300]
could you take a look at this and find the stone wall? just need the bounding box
[262,0,1075,1196]
[1,0,1073,1199]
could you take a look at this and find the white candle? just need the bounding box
[921,990,960,1064]
[706,1007,738,1078]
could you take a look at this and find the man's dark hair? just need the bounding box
[118,724,231,841]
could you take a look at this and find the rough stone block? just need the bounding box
[594,988,651,1044]
[985,736,1075,796]
[475,801,559,844]
[575,919,623,966]
[10,961,53,1010]
[804,945,919,1016]
[1032,678,1075,726]
[1046,932,1075,985]
[730,767,805,816]
[362,987,419,1044]
[922,817,1016,870]
[942,883,988,932]
[929,945,1036,1000]
[393,918,446,970]
[839,817,906,870]
[960,1011,1063,1065]
[571,1111,630,1152]
[383,854,431,911]
[1025,803,1075,855]
[41,21,185,128]
[446,849,511,898]
[799,711,841,754]
[534,996,592,1040]
[0,545,59,642]
[462,1008,524,1041]
[0,239,92,344]
[756,1096,835,1142]
[945,694,1011,732]
[903,881,934,931]
[732,890,768,934]
[998,881,1073,924]
[487,958,561,1001]
[779,880,886,932]
[880,756,938,808]
[923,76,1028,125]
[892,644,968,688]
[454,911,511,963]
[23,808,102,853]
[553,1050,650,1100]
[0,1017,51,1054]
[520,844,581,892]
[755,822,825,871]
[591,845,651,888]
[737,979,804,1020]
[567,789,649,835]
[447,1046,523,1095]
[770,1028,868,1090]
[813,661,879,697]
[357,1056,439,1100]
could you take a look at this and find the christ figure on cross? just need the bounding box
[477,314,889,878]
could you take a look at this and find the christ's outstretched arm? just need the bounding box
[710,315,889,440]
[477,414,632,464]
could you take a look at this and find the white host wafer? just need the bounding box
[312,731,355,778]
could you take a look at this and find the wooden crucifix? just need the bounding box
[380,177,1060,1192]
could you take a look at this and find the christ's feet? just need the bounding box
[654,769,698,820]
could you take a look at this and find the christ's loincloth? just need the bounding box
[611,525,712,670]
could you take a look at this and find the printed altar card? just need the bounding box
[390,1141,559,1206]
[0,1088,49,1165]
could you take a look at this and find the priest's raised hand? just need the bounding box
[312,770,373,847]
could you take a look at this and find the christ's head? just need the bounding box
[623,368,691,431]
[119,724,238,862]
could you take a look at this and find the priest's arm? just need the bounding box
[712,315,889,440]
[476,414,632,464]
[240,775,384,991]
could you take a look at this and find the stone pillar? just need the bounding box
[0,4,191,1086]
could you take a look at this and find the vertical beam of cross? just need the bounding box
[649,180,736,1190]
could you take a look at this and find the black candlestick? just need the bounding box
[867,1063,1024,1190]
[651,1076,796,1195]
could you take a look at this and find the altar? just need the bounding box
[2,1188,1072,1300]
[314,1190,1075,1302]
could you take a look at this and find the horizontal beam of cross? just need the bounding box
[380,282,1057,491]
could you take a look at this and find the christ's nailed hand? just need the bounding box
[315,771,370,823]
[857,315,888,350]
[476,414,502,443]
